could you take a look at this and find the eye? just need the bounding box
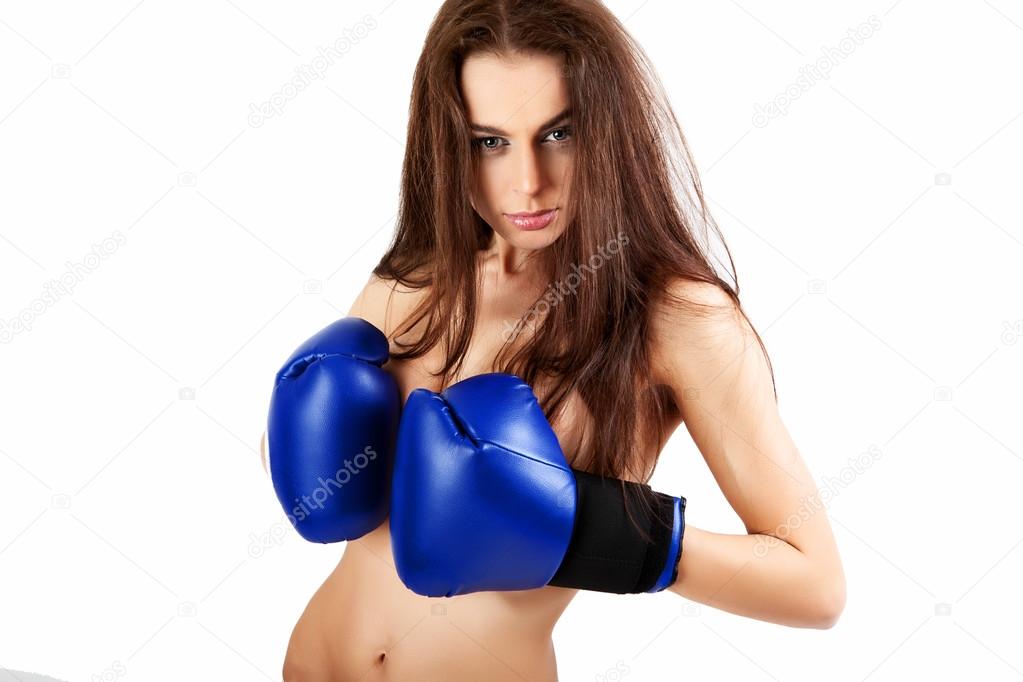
[473,136,504,152]
[471,126,573,154]
[546,126,573,143]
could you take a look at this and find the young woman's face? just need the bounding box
[460,51,573,252]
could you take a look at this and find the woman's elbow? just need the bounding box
[809,576,846,629]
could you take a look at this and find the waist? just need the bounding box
[317,528,571,680]
[340,521,577,632]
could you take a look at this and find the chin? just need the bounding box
[514,229,564,250]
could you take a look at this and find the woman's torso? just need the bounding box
[284,262,680,681]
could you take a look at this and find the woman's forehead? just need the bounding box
[461,52,570,134]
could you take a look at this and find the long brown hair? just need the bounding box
[375,0,775,524]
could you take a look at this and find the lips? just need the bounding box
[504,208,558,231]
[506,209,555,218]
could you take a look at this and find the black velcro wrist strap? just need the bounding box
[548,469,680,594]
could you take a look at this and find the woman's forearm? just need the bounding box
[667,525,845,629]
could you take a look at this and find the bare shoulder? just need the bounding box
[648,277,759,391]
[650,278,746,346]
[347,269,431,339]
[654,277,738,313]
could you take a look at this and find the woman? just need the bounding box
[265,1,846,679]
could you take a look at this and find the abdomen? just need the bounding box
[283,521,573,681]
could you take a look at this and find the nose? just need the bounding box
[512,144,545,197]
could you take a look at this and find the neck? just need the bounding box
[481,232,544,284]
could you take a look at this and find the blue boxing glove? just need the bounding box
[267,317,401,543]
[390,373,685,597]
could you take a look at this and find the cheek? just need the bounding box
[555,154,573,185]
[469,172,486,212]
[472,169,501,210]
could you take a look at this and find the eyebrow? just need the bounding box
[470,107,572,136]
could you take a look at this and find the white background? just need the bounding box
[2,1,1021,680]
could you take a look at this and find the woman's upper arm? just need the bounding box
[347,273,397,335]
[651,280,842,570]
